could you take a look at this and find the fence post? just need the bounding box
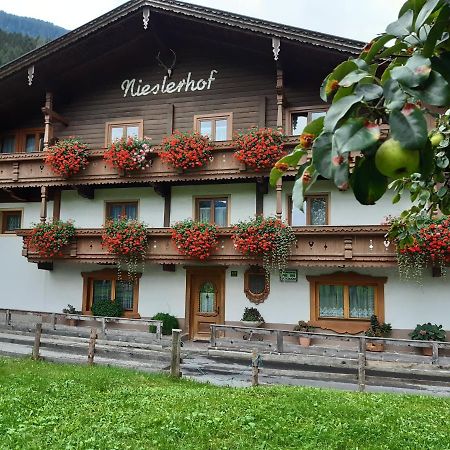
[210,325,217,348]
[5,309,11,326]
[32,322,42,360]
[87,328,97,365]
[51,313,56,330]
[276,331,284,354]
[170,328,182,378]
[431,342,439,365]
[358,336,366,392]
[101,318,106,336]
[251,350,261,386]
[156,322,162,341]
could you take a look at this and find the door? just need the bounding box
[188,268,225,340]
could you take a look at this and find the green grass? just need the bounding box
[0,358,449,450]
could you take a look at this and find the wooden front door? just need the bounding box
[188,268,225,340]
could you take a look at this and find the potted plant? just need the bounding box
[241,307,264,328]
[27,220,76,258]
[160,130,213,171]
[44,137,90,178]
[365,315,392,352]
[170,219,218,260]
[104,136,153,173]
[62,304,81,326]
[293,320,315,347]
[410,323,446,356]
[233,127,286,172]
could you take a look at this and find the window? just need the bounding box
[307,272,386,333]
[82,269,141,318]
[244,266,270,304]
[105,119,143,146]
[106,202,138,221]
[288,194,328,226]
[1,210,22,234]
[0,129,44,153]
[287,108,327,135]
[194,113,233,141]
[195,197,228,226]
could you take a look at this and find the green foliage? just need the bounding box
[0,29,42,67]
[293,320,315,332]
[62,305,80,314]
[149,312,179,335]
[365,315,392,337]
[1,358,450,449]
[91,299,123,317]
[274,0,450,220]
[241,307,265,322]
[410,322,447,341]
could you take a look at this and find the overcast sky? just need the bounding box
[0,0,405,42]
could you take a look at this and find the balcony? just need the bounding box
[17,225,396,268]
[0,138,298,189]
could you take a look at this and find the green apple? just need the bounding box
[375,139,420,180]
[430,132,444,147]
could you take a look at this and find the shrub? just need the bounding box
[410,323,446,342]
[149,313,179,335]
[62,304,81,314]
[365,315,392,338]
[91,299,123,317]
[241,307,264,323]
[293,320,314,332]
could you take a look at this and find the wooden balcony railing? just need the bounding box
[0,138,298,189]
[17,225,396,267]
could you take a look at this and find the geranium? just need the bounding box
[102,218,148,281]
[387,215,450,282]
[160,131,213,171]
[27,220,75,258]
[231,216,296,275]
[104,137,153,172]
[44,138,89,177]
[233,128,286,171]
[170,219,218,260]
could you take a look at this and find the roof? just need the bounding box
[0,0,364,81]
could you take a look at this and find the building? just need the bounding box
[0,0,447,340]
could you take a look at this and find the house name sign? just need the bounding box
[121,70,218,97]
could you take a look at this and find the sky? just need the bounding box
[0,0,406,42]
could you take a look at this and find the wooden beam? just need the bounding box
[52,189,61,221]
[258,96,266,128]
[167,104,174,134]
[76,186,95,200]
[276,69,285,129]
[276,179,283,220]
[37,262,53,271]
[256,178,268,216]
[43,93,53,150]
[41,106,69,127]
[2,188,27,202]
[40,186,48,223]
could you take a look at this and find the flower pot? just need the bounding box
[421,346,433,356]
[241,321,262,328]
[366,342,384,352]
[299,337,311,347]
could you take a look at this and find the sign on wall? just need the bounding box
[280,269,298,282]
[121,70,218,97]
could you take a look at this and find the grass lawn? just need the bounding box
[0,358,449,450]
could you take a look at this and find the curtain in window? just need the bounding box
[198,200,211,223]
[199,281,215,313]
[310,198,327,225]
[109,205,123,220]
[214,200,227,226]
[318,285,344,317]
[1,136,15,153]
[6,215,21,231]
[116,282,134,310]
[125,204,137,220]
[93,280,112,303]
[215,120,228,141]
[349,286,375,318]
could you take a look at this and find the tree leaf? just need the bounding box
[339,70,370,88]
[391,54,432,87]
[269,148,308,187]
[415,0,441,31]
[302,116,325,136]
[419,139,435,177]
[350,156,388,205]
[323,94,363,132]
[333,119,380,155]
[404,70,450,106]
[424,6,450,57]
[361,34,396,62]
[383,79,407,110]
[320,60,359,101]
[379,41,408,58]
[292,165,318,211]
[312,132,333,179]
[386,9,414,38]
[331,150,349,190]
[389,107,428,150]
[354,83,384,101]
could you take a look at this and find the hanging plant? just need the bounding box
[44,137,89,177]
[101,218,148,282]
[104,136,153,172]
[27,220,75,258]
[387,215,450,282]
[160,131,213,171]
[233,127,286,171]
[170,219,218,260]
[231,216,296,275]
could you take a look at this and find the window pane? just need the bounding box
[116,281,134,310]
[214,199,227,226]
[93,280,112,303]
[349,286,375,318]
[291,201,306,226]
[215,119,228,141]
[108,204,123,220]
[199,120,212,138]
[199,281,215,313]
[111,127,124,142]
[248,273,265,295]
[0,136,15,153]
[198,200,212,223]
[319,285,344,318]
[291,113,308,135]
[25,134,36,153]
[311,111,326,121]
[310,197,327,225]
[126,126,139,138]
[124,204,137,220]
[6,214,21,231]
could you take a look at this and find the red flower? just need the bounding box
[44,138,89,178]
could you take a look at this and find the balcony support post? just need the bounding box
[40,186,48,223]
[43,92,53,151]
[276,69,284,129]
[276,178,283,220]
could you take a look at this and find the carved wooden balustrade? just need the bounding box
[0,138,299,188]
[17,225,396,267]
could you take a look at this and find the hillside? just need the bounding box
[0,10,67,40]
[0,29,42,67]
